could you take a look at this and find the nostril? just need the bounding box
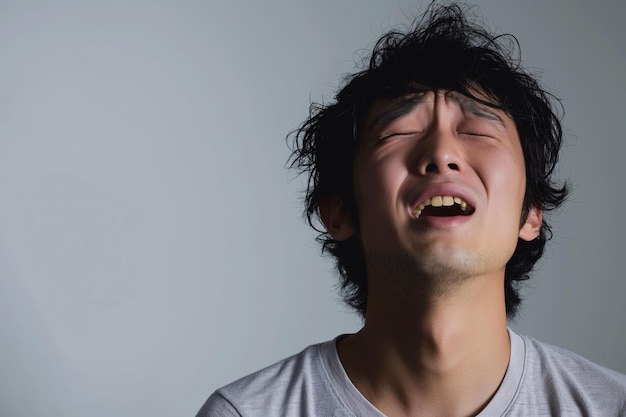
[425,162,459,173]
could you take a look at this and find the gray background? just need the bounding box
[0,0,623,416]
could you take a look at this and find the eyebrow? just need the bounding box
[365,93,429,136]
[446,91,505,125]
[364,90,505,137]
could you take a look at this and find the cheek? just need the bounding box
[353,158,407,230]
[355,156,405,200]
[493,159,526,232]
[483,148,526,200]
[510,163,528,210]
[474,150,527,231]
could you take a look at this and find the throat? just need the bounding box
[340,321,512,417]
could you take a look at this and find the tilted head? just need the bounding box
[288,3,568,318]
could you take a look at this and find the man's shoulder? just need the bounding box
[515,332,626,414]
[522,333,626,383]
[196,338,349,417]
[219,341,327,396]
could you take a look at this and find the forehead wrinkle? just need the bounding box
[445,90,505,125]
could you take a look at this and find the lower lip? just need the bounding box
[413,215,472,228]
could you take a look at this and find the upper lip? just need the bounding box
[409,182,477,215]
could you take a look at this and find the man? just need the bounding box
[198,4,626,416]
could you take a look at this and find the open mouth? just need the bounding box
[412,196,475,219]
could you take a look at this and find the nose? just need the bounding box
[425,161,459,173]
[414,128,464,176]
[413,91,464,176]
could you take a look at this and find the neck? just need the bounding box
[338,274,510,417]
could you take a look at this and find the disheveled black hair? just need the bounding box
[288,3,569,318]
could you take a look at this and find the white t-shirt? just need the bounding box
[197,330,626,416]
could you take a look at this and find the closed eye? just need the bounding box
[460,131,494,138]
[378,131,421,142]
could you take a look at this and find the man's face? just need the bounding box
[348,90,540,295]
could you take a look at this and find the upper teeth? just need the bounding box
[412,196,472,218]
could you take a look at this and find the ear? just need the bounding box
[519,206,542,241]
[319,197,356,241]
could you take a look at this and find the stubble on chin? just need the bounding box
[363,244,492,303]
